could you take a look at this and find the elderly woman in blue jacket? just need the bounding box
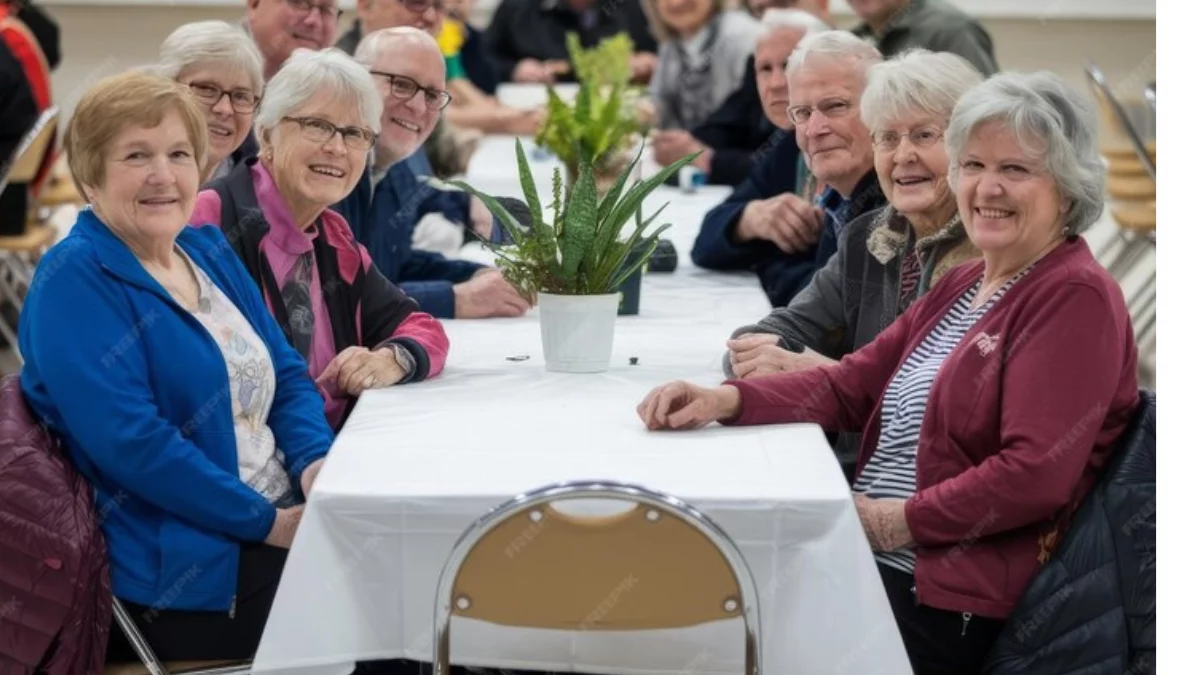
[18,70,332,661]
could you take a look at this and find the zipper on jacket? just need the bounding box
[960,612,972,636]
[229,595,238,619]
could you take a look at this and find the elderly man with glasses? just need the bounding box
[336,27,531,320]
[692,28,887,308]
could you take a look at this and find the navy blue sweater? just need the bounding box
[335,155,483,318]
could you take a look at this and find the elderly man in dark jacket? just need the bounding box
[848,0,998,75]
[691,29,887,308]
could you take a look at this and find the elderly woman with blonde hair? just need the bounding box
[157,20,264,181]
[641,70,1139,674]
[18,70,332,661]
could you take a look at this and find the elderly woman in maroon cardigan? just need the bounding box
[637,71,1140,675]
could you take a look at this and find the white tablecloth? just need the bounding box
[251,137,911,675]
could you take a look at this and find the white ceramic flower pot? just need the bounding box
[538,292,621,373]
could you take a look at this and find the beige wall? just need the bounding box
[46,6,1154,125]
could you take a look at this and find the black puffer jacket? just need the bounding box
[983,390,1155,675]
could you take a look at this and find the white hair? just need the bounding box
[757,8,830,47]
[353,26,442,68]
[158,20,265,95]
[257,48,383,141]
[946,71,1107,236]
[860,49,984,132]
[785,29,881,81]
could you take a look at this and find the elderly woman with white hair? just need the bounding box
[158,20,264,182]
[639,70,1140,674]
[191,48,450,434]
[724,49,983,476]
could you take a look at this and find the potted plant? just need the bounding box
[535,33,645,197]
[452,140,697,372]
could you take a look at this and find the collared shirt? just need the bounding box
[482,0,658,82]
[852,0,998,76]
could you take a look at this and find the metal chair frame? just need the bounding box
[109,597,251,675]
[433,480,764,675]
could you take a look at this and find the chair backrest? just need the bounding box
[1083,62,1154,181]
[0,106,58,193]
[433,480,763,674]
[1144,85,1155,114]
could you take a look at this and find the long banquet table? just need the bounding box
[251,137,912,675]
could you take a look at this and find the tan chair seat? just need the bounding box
[36,176,85,208]
[0,223,55,253]
[104,661,247,675]
[1112,203,1156,235]
[1105,155,1153,177]
[1107,174,1156,201]
[1102,140,1155,161]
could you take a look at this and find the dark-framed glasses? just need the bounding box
[786,98,854,125]
[871,125,945,152]
[187,82,261,114]
[370,71,453,110]
[282,116,378,151]
[283,0,343,21]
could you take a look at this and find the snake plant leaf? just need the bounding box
[603,223,672,291]
[591,151,698,266]
[514,139,542,231]
[559,160,598,286]
[447,180,528,247]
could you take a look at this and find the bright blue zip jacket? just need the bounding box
[18,209,333,612]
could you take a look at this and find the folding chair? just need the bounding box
[433,480,763,675]
[103,595,251,675]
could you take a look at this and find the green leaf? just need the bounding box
[447,180,527,248]
[559,160,598,289]
[592,151,698,267]
[514,139,542,230]
[602,223,671,291]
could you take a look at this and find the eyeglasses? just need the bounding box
[872,125,944,152]
[786,98,854,125]
[282,116,378,151]
[283,0,343,21]
[369,71,453,110]
[187,82,261,115]
[401,0,446,13]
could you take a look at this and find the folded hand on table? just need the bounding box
[637,381,743,430]
[317,346,406,397]
[854,493,914,552]
[727,333,836,379]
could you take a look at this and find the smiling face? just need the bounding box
[176,61,259,177]
[955,120,1066,256]
[368,36,446,162]
[261,91,372,216]
[873,114,952,221]
[89,109,200,246]
[246,0,339,76]
[656,0,714,37]
[755,27,805,130]
[789,57,875,195]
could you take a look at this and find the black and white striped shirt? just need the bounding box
[853,270,1030,574]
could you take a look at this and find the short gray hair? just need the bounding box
[946,71,1106,236]
[785,30,881,81]
[860,49,984,131]
[257,48,383,142]
[158,20,264,95]
[353,26,441,68]
[757,8,829,46]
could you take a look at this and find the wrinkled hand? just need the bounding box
[637,381,741,431]
[854,494,914,552]
[630,51,659,82]
[301,458,324,498]
[650,130,707,170]
[737,194,825,254]
[454,269,532,318]
[317,346,405,397]
[265,505,305,549]
[727,333,836,379]
[513,58,568,84]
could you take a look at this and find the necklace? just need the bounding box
[970,235,1064,310]
[150,250,203,313]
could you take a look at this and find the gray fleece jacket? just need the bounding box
[723,205,979,467]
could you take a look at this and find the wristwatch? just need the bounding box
[386,343,416,380]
